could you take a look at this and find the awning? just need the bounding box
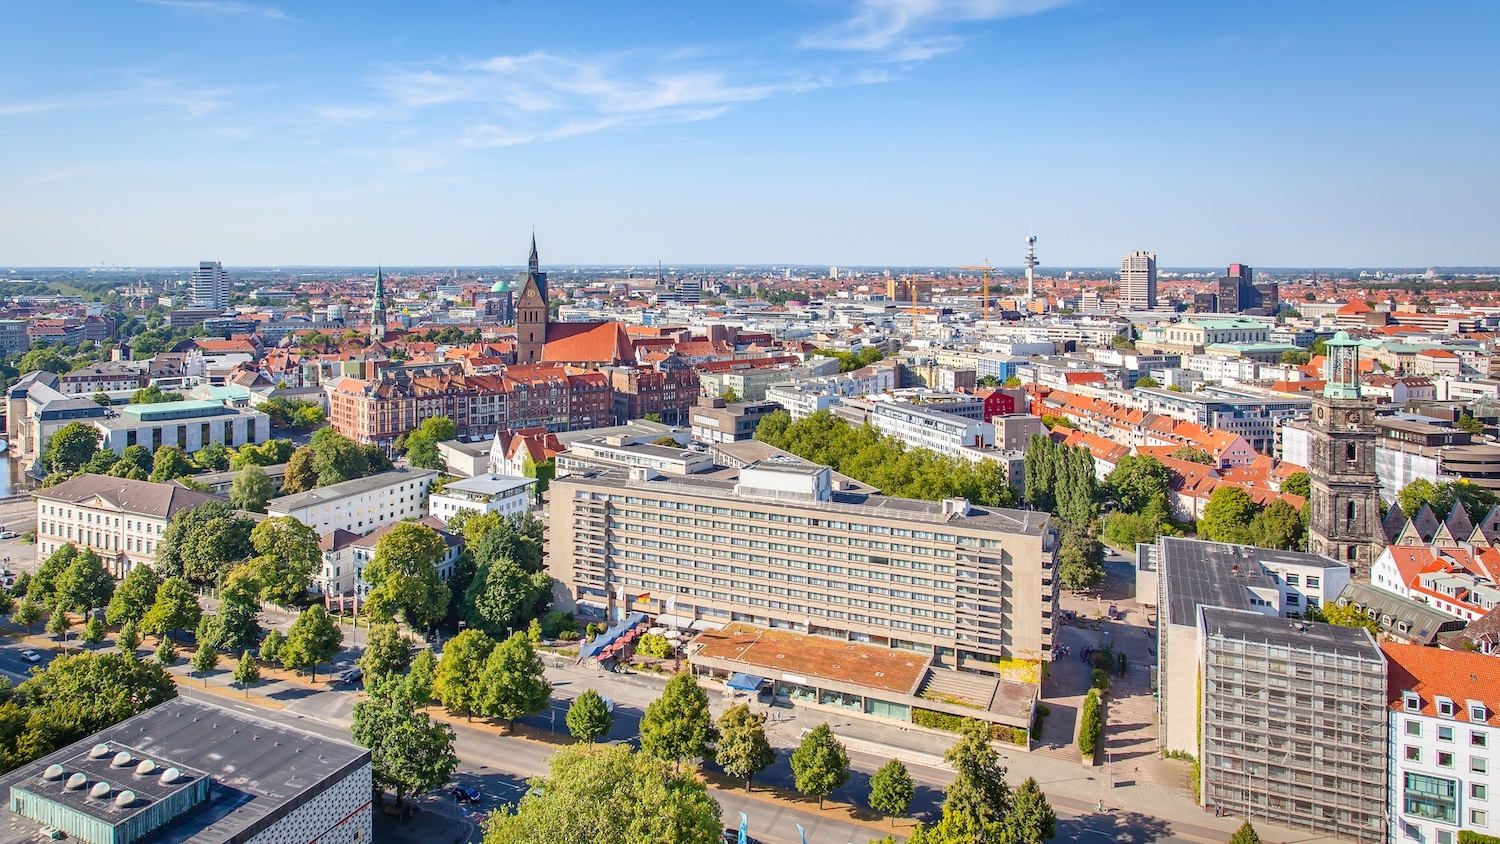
[654,614,691,628]
[725,673,765,692]
[690,619,726,631]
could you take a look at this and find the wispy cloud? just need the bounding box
[803,0,1075,60]
[22,170,74,187]
[0,76,229,121]
[141,0,288,20]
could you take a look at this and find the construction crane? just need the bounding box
[960,260,996,322]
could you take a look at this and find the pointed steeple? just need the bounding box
[528,234,539,275]
[370,265,387,342]
[373,265,385,310]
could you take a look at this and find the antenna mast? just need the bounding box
[1024,232,1039,302]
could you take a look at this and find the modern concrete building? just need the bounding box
[265,468,438,536]
[7,373,111,476]
[427,473,534,523]
[556,436,714,477]
[764,383,839,421]
[868,402,993,458]
[1384,642,1499,844]
[94,400,271,456]
[1198,607,1387,844]
[0,319,30,356]
[35,474,225,576]
[189,261,231,310]
[688,396,781,444]
[547,459,1057,673]
[1154,536,1352,756]
[1120,250,1157,310]
[0,698,371,844]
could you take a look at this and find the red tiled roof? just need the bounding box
[1381,642,1499,723]
[542,321,634,365]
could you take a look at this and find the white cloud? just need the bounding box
[802,0,1074,59]
[141,0,288,20]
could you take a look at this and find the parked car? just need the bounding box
[1107,604,1119,620]
[0,532,17,540]
[452,785,482,804]
[20,650,40,663]
[337,668,362,685]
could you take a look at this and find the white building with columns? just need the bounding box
[93,399,270,454]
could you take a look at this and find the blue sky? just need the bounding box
[2,1,1497,268]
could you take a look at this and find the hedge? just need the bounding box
[912,709,1008,741]
[1460,833,1500,844]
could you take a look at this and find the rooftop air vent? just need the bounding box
[89,744,111,759]
[110,752,132,768]
[42,765,65,781]
[90,782,111,799]
[115,791,136,808]
[66,773,88,790]
[134,760,156,776]
[159,768,181,785]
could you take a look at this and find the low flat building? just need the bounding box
[689,397,781,444]
[1199,607,1387,844]
[428,473,534,524]
[434,439,491,478]
[94,400,271,456]
[35,474,224,576]
[0,697,371,844]
[265,468,437,536]
[194,463,288,495]
[556,435,714,477]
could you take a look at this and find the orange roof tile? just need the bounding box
[1382,642,1500,723]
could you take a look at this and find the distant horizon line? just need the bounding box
[6,265,1497,274]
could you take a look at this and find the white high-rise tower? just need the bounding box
[1024,234,1039,301]
[190,261,230,310]
[1120,251,1157,310]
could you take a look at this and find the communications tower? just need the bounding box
[1024,233,1039,301]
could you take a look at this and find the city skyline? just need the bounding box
[2,1,1498,267]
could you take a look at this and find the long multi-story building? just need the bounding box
[548,459,1057,671]
[328,364,611,447]
[1199,607,1387,844]
[866,402,993,457]
[1383,642,1498,844]
[94,399,271,455]
[35,474,225,576]
[57,363,148,395]
[265,468,438,536]
[607,360,700,425]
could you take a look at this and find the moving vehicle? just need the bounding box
[337,667,362,685]
[0,532,15,540]
[452,785,482,804]
[20,650,40,663]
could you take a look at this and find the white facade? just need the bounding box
[266,468,438,535]
[34,475,224,576]
[765,384,838,420]
[1120,250,1157,310]
[190,260,230,310]
[869,402,993,458]
[1389,681,1496,843]
[428,473,534,524]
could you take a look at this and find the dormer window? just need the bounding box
[1437,696,1457,718]
[1404,691,1422,712]
[1472,703,1490,723]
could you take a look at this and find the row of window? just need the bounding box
[1406,719,1490,745]
[1404,744,1489,774]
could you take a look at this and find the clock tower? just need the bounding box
[1306,331,1384,576]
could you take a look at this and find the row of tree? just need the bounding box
[755,410,1018,508]
[1022,434,1106,591]
[280,427,394,495]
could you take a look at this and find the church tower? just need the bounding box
[516,235,548,364]
[370,266,387,342]
[1306,330,1384,576]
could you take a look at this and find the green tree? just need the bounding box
[1168,446,1215,465]
[154,636,177,665]
[233,650,260,694]
[364,522,451,630]
[407,647,437,709]
[212,566,263,652]
[361,443,393,472]
[81,616,105,644]
[47,601,71,638]
[1004,777,1058,844]
[565,689,613,743]
[1056,524,1105,592]
[1200,486,1259,544]
[352,677,458,807]
[20,347,71,375]
[715,703,775,791]
[652,435,681,447]
[641,672,719,767]
[405,416,457,471]
[482,743,721,844]
[359,623,414,680]
[105,564,160,626]
[465,555,550,637]
[1305,600,1380,633]
[259,627,284,664]
[1110,334,1134,350]
[478,633,552,729]
[1281,471,1310,499]
[1105,455,1171,514]
[1078,689,1102,758]
[130,385,183,404]
[248,516,320,605]
[2,652,175,766]
[141,577,201,636]
[117,619,141,656]
[1458,414,1485,436]
[154,501,256,584]
[920,720,1014,842]
[434,629,495,719]
[790,722,850,809]
[1229,821,1262,844]
[56,548,114,614]
[1133,375,1158,389]
[636,632,673,659]
[191,640,219,679]
[194,441,232,471]
[869,759,915,827]
[32,543,77,606]
[279,606,343,680]
[1250,499,1305,551]
[82,449,120,475]
[229,464,275,513]
[1279,350,1311,365]
[280,446,318,494]
[311,428,368,485]
[118,444,154,476]
[148,445,195,483]
[43,422,102,475]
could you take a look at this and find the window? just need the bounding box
[1407,721,1422,737]
[1438,751,1454,768]
[1438,698,1457,717]
[1307,575,1320,588]
[1474,704,1491,723]
[1286,594,1300,606]
[1439,832,1454,844]
[1473,783,1488,801]
[1474,757,1489,774]
[1477,732,1491,748]
[1439,725,1455,742]
[1474,810,1489,828]
[1404,773,1458,822]
[1407,746,1422,762]
[1285,573,1300,586]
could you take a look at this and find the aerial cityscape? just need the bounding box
[1,4,1498,844]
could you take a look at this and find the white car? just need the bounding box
[20,650,40,663]
[0,532,17,540]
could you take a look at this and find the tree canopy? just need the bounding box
[1023,434,1097,524]
[155,501,256,584]
[715,703,775,791]
[229,465,275,513]
[351,677,458,807]
[363,523,451,630]
[640,673,718,766]
[565,689,613,743]
[790,722,850,808]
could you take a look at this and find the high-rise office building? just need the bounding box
[1215,263,1279,315]
[1120,251,1157,310]
[190,261,230,310]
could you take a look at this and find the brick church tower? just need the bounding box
[515,235,548,364]
[1306,330,1385,577]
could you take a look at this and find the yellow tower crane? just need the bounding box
[960,261,996,321]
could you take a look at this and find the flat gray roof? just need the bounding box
[266,468,437,511]
[1161,536,1342,627]
[0,698,368,844]
[1200,606,1380,659]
